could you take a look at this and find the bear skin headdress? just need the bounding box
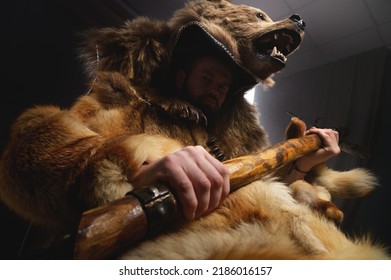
[168,21,258,97]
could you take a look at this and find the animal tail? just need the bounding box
[311,164,377,198]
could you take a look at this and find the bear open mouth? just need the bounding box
[254,28,302,65]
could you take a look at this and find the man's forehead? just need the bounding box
[193,56,233,78]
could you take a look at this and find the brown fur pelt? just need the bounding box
[0,0,388,259]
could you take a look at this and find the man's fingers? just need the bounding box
[146,145,230,220]
[166,168,198,220]
[305,127,341,158]
[196,146,230,213]
[185,146,229,217]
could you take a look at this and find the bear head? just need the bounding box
[79,0,305,90]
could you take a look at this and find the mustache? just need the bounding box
[200,95,219,107]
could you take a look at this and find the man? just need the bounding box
[131,32,340,220]
[0,22,339,235]
[131,53,234,220]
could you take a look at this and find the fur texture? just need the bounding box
[0,0,388,259]
[121,179,388,259]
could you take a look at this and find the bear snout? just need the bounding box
[289,14,305,31]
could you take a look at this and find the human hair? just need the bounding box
[162,47,232,96]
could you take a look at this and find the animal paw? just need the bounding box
[155,98,207,125]
[285,116,307,139]
[290,180,344,223]
[318,200,344,223]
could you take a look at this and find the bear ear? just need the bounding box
[78,17,170,84]
[78,26,133,80]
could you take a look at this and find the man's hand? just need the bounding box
[131,145,230,220]
[295,127,341,172]
[283,127,340,184]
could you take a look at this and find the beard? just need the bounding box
[179,82,220,120]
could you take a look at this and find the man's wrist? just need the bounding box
[294,159,312,174]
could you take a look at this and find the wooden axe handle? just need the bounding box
[226,134,322,191]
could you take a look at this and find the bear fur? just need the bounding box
[0,0,388,259]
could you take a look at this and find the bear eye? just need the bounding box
[256,13,265,20]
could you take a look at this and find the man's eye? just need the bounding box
[202,76,211,83]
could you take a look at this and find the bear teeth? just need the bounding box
[270,46,287,62]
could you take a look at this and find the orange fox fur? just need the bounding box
[115,127,387,259]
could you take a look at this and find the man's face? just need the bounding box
[176,56,233,116]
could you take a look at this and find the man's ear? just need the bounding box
[176,70,186,90]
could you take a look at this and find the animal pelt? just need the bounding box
[0,0,388,259]
[116,122,387,259]
[121,174,387,260]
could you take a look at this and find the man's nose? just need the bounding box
[289,14,305,31]
[207,85,225,100]
[207,84,220,96]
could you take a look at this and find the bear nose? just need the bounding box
[289,14,305,31]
